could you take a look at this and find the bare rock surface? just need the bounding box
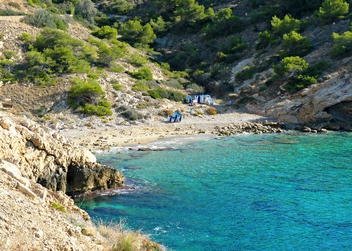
[248,70,352,130]
[0,111,124,194]
[0,158,106,251]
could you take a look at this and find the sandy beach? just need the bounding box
[59,108,270,151]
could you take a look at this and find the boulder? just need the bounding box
[0,159,30,187]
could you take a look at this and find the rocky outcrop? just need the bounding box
[248,72,352,130]
[0,158,106,250]
[213,120,286,136]
[0,111,124,195]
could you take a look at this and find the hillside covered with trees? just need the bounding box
[1,0,352,129]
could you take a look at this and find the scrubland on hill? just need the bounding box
[1,0,352,249]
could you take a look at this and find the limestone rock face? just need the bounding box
[0,160,104,251]
[248,73,352,130]
[67,162,124,196]
[0,112,124,194]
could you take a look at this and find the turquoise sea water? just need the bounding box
[79,132,352,251]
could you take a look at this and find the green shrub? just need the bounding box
[215,36,248,64]
[118,106,144,120]
[68,77,112,116]
[258,84,267,91]
[119,20,156,47]
[170,0,210,32]
[274,56,309,77]
[206,107,218,115]
[215,51,240,64]
[132,81,150,92]
[147,88,166,99]
[304,60,330,77]
[235,66,257,82]
[315,0,349,24]
[171,70,189,79]
[283,74,317,91]
[87,71,101,80]
[168,90,186,102]
[0,59,16,83]
[19,32,32,44]
[96,43,118,67]
[283,60,330,91]
[147,88,186,101]
[111,80,123,90]
[203,8,242,38]
[0,8,25,16]
[255,6,281,22]
[28,0,37,6]
[221,36,248,54]
[43,46,91,73]
[123,109,143,120]
[280,31,312,58]
[109,62,124,73]
[9,2,21,9]
[163,79,183,89]
[185,82,205,93]
[25,69,56,86]
[74,0,97,24]
[34,28,90,55]
[56,1,75,15]
[150,16,170,35]
[215,52,227,63]
[52,202,66,213]
[79,102,112,116]
[22,9,68,30]
[271,58,327,92]
[88,36,126,67]
[126,52,149,67]
[0,34,2,40]
[238,96,257,104]
[255,30,273,50]
[330,31,352,59]
[271,14,301,36]
[129,66,153,80]
[193,69,204,77]
[104,0,135,15]
[186,45,201,66]
[251,0,325,19]
[199,61,208,70]
[94,13,112,26]
[160,62,170,71]
[91,26,117,40]
[3,50,16,60]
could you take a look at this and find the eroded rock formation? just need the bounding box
[248,72,352,130]
[0,112,124,195]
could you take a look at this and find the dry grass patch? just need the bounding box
[96,219,163,251]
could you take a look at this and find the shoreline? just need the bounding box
[59,110,270,151]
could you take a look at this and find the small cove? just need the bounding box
[78,132,352,251]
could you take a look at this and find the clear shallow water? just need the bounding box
[78,132,352,251]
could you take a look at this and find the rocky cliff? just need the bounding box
[0,158,106,250]
[0,111,124,195]
[247,70,352,130]
[0,110,163,251]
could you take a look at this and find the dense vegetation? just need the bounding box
[1,0,352,116]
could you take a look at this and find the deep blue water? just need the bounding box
[78,132,352,251]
